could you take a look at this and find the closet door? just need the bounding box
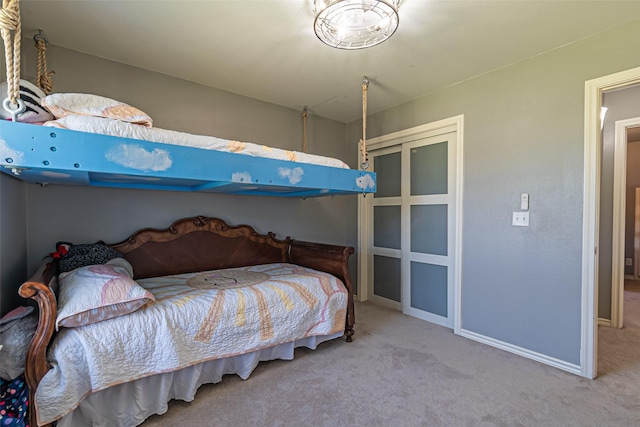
[367,131,458,328]
[369,146,403,310]
[404,134,456,328]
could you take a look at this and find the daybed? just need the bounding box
[19,216,355,427]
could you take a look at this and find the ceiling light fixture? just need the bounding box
[313,0,400,50]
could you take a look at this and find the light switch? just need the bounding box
[520,193,529,210]
[513,212,529,226]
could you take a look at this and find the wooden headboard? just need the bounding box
[110,216,291,279]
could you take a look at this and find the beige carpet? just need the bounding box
[623,279,640,328]
[597,280,640,403]
[141,299,640,426]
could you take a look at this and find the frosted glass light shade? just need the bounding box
[313,0,399,50]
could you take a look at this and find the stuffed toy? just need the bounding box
[53,241,125,273]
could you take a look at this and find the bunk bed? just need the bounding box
[0,7,375,197]
[0,119,376,197]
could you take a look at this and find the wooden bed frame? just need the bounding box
[18,216,355,427]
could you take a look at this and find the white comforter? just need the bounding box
[36,263,347,425]
[44,114,350,169]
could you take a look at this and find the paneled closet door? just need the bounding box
[368,131,457,328]
[404,134,456,328]
[369,145,402,310]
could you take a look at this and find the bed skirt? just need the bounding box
[55,332,342,427]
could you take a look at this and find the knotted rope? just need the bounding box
[302,106,308,153]
[35,31,54,94]
[359,77,369,170]
[0,0,24,120]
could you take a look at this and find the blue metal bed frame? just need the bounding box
[0,121,376,197]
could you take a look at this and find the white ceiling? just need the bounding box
[19,0,640,123]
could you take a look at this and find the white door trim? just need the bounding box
[583,66,640,379]
[611,117,640,328]
[357,115,464,334]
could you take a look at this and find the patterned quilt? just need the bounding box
[35,263,347,425]
[43,114,350,169]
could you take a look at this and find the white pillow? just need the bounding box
[42,93,153,127]
[56,260,154,329]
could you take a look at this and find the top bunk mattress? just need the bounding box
[43,114,350,169]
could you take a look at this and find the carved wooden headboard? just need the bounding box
[110,216,291,279]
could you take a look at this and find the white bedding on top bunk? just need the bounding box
[36,263,348,425]
[43,114,350,169]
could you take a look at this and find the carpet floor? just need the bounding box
[141,294,640,426]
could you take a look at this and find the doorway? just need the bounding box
[583,65,640,379]
[635,187,640,280]
[611,118,640,329]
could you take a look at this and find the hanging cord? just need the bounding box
[359,77,369,170]
[34,30,54,94]
[0,0,24,121]
[302,106,308,153]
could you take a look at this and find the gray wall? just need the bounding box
[599,85,640,319]
[0,174,27,317]
[25,185,349,273]
[347,21,640,365]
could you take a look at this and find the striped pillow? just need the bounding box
[0,79,54,123]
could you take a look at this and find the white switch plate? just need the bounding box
[626,258,633,266]
[513,212,529,226]
[520,193,529,210]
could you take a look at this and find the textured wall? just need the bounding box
[0,174,27,317]
[347,21,640,365]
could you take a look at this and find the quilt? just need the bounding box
[43,115,350,169]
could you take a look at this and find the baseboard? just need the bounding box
[624,275,638,280]
[598,317,612,326]
[460,329,582,376]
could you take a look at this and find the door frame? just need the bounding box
[358,115,464,334]
[583,66,640,379]
[635,187,640,279]
[611,117,640,328]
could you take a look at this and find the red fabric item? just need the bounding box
[50,246,68,259]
